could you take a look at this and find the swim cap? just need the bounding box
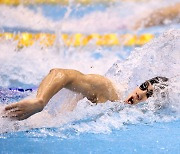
[150,77,169,99]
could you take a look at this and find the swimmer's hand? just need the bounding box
[4,99,44,120]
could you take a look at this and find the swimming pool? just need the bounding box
[0,1,180,153]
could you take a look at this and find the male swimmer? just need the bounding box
[4,68,168,120]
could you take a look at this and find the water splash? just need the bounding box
[0,0,180,136]
[0,0,179,33]
[0,29,180,136]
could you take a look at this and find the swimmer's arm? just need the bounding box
[4,69,85,120]
[35,68,83,107]
[134,3,180,29]
[4,68,116,120]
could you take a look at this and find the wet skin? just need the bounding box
[3,69,155,120]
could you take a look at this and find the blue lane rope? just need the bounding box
[8,88,35,92]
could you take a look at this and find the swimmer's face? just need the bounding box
[125,81,154,105]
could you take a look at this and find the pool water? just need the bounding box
[1,121,180,153]
[0,1,180,153]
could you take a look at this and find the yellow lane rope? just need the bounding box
[0,32,154,48]
[0,0,148,5]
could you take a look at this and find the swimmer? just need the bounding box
[134,2,180,29]
[3,68,168,120]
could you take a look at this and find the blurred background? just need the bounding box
[0,0,179,88]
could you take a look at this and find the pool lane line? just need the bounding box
[0,0,146,5]
[8,88,36,92]
[0,32,154,48]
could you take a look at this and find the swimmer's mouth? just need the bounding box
[128,97,134,104]
[127,93,140,104]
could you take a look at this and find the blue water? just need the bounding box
[0,1,180,154]
[1,121,179,153]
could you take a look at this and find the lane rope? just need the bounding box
[0,0,147,5]
[8,88,35,92]
[0,32,154,48]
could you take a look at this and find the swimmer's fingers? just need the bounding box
[9,112,30,121]
[7,111,23,118]
[3,103,21,119]
[4,110,28,121]
[5,103,19,111]
[17,114,30,121]
[5,107,31,120]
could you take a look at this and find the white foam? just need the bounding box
[0,29,180,136]
[0,40,121,87]
[0,1,180,135]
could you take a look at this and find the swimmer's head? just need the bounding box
[124,76,168,105]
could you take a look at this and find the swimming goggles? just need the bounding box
[139,81,153,98]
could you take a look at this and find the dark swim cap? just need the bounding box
[148,76,168,85]
[139,76,169,98]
